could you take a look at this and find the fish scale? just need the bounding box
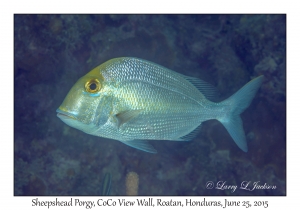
[114,81,202,139]
[57,57,263,153]
[104,58,205,103]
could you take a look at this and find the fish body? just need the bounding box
[57,57,263,153]
[100,173,111,196]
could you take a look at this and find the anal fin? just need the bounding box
[178,124,202,141]
[120,139,157,153]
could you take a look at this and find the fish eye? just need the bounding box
[85,79,101,93]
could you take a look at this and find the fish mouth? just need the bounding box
[56,109,77,120]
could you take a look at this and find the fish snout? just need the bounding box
[56,108,77,120]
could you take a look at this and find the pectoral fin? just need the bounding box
[120,140,157,153]
[115,109,143,127]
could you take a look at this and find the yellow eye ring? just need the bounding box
[85,79,101,93]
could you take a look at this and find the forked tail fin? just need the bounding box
[218,76,264,152]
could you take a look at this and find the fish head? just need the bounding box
[56,66,109,133]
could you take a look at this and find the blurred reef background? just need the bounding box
[14,14,286,196]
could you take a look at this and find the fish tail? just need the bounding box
[218,75,264,152]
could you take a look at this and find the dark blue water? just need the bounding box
[14,14,286,196]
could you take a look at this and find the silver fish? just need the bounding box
[56,57,263,153]
[100,172,111,196]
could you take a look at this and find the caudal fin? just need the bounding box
[218,76,264,152]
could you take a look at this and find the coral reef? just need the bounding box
[125,172,139,196]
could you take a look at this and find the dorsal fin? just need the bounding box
[183,75,219,101]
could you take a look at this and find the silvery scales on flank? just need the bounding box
[57,57,263,153]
